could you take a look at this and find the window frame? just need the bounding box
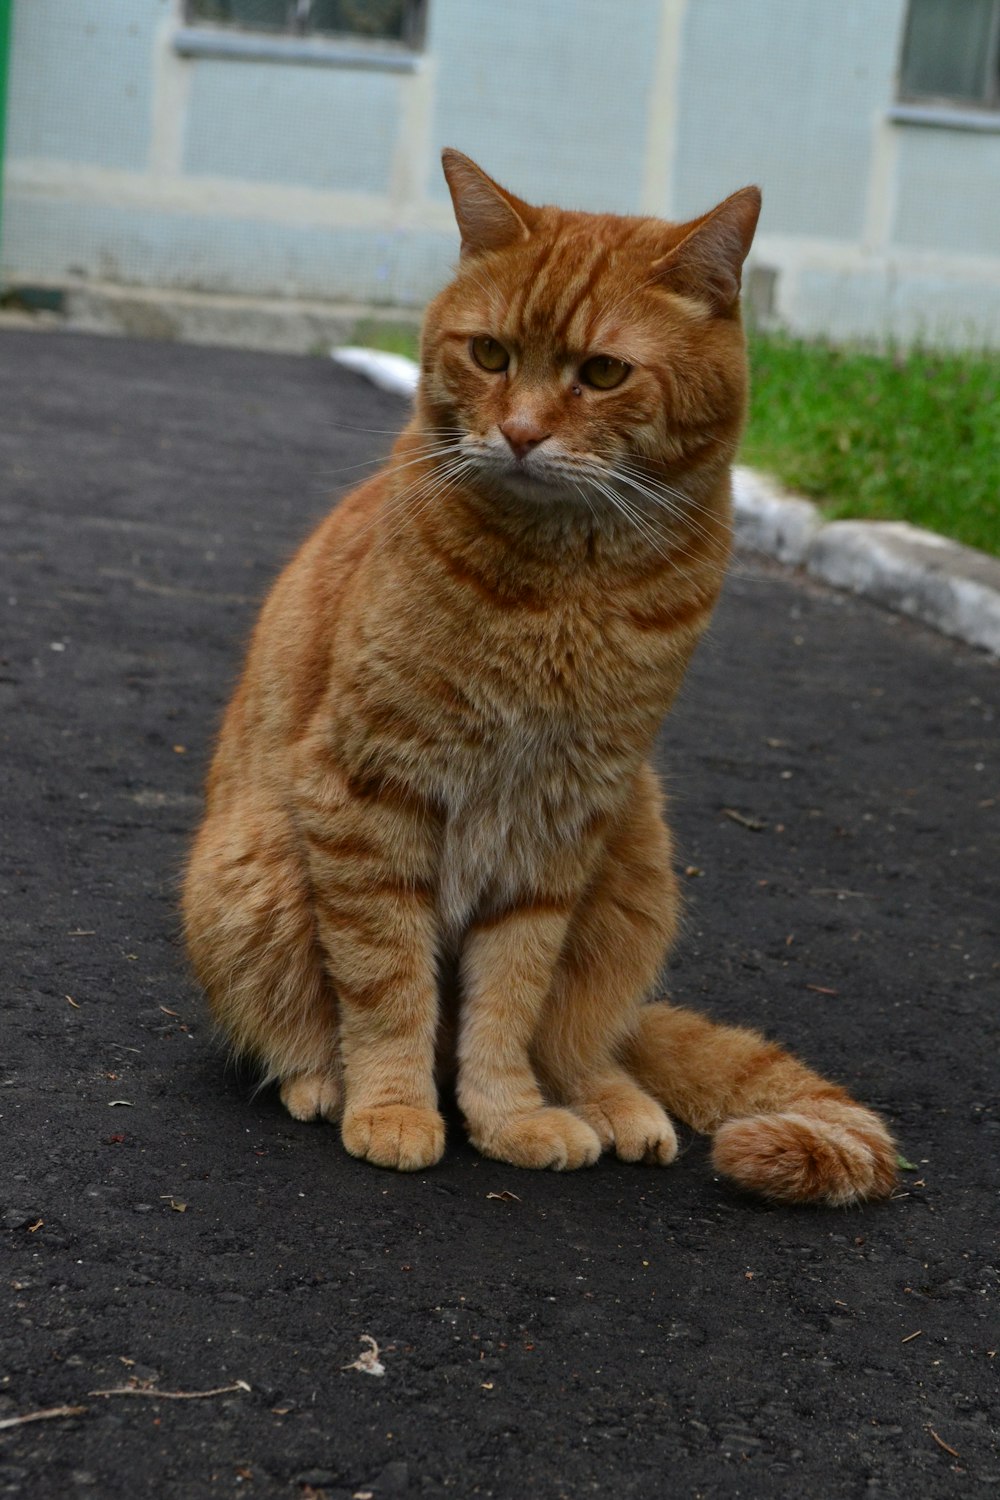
[182,0,427,54]
[896,0,1000,113]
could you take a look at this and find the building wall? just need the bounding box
[668,0,1000,346]
[4,0,1000,345]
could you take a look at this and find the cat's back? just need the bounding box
[204,472,387,804]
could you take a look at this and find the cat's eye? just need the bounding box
[470,335,510,373]
[579,356,630,391]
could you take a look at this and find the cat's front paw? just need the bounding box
[711,1102,897,1206]
[280,1071,341,1123]
[342,1104,446,1172]
[574,1083,678,1166]
[472,1107,601,1171]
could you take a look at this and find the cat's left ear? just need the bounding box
[441,148,538,258]
[652,187,762,315]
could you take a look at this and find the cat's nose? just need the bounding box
[499,418,550,462]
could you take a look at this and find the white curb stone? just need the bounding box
[333,347,1000,659]
[731,467,822,565]
[806,520,1000,657]
[332,346,420,398]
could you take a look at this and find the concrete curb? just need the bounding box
[1,280,423,356]
[732,468,1000,658]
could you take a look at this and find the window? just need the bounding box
[899,0,1000,110]
[185,1,427,50]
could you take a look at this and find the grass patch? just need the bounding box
[347,319,999,557]
[350,317,421,360]
[743,334,1000,556]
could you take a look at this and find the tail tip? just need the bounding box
[711,1106,897,1207]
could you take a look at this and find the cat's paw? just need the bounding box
[574,1084,678,1166]
[342,1104,446,1172]
[472,1107,601,1171]
[280,1071,341,1123]
[711,1103,897,1206]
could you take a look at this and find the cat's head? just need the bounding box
[419,149,760,512]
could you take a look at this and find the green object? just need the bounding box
[0,0,12,283]
[742,333,1000,558]
[349,317,421,360]
[4,284,64,313]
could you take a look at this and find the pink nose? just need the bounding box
[499,418,550,462]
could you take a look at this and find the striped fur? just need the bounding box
[182,151,895,1204]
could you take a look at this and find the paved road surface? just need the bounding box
[2,331,998,1499]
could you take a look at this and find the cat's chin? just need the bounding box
[470,461,587,508]
[499,471,577,505]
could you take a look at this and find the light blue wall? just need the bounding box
[183,59,402,193]
[671,0,906,236]
[7,0,167,171]
[892,127,1000,253]
[4,0,1000,345]
[427,0,662,214]
[9,196,453,301]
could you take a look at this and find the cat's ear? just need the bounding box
[652,187,761,315]
[441,148,536,258]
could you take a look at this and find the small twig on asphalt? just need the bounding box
[928,1427,960,1458]
[89,1381,250,1400]
[0,1405,88,1431]
[901,1330,923,1343]
[721,807,767,831]
[341,1335,385,1377]
[65,994,80,1008]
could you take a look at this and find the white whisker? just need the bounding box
[336,452,475,549]
[611,466,724,551]
[316,439,467,485]
[585,476,672,560]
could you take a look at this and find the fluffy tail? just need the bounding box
[621,1002,897,1206]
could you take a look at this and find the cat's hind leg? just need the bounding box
[622,1005,897,1205]
[182,805,342,1118]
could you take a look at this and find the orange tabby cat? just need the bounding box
[182,150,896,1206]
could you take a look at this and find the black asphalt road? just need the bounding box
[2,330,998,1500]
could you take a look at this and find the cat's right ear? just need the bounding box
[652,187,762,315]
[441,149,536,257]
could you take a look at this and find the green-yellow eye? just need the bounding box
[471,335,510,373]
[579,355,630,391]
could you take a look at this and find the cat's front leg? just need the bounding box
[532,763,681,1166]
[458,902,602,1170]
[299,772,445,1172]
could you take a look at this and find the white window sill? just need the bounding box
[173,25,422,73]
[887,103,1000,134]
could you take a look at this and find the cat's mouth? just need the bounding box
[502,463,548,486]
[461,441,587,501]
[481,459,581,504]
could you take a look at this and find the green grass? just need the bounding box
[744,334,1000,556]
[349,321,1000,557]
[349,317,421,360]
